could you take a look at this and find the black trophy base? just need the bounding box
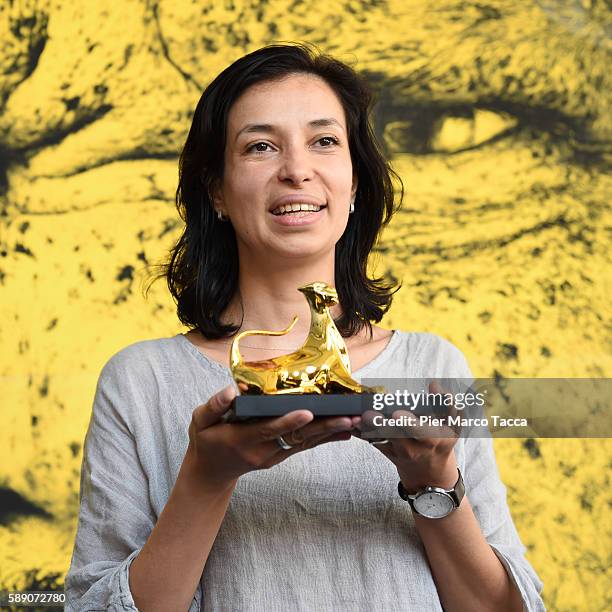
[228,393,375,421]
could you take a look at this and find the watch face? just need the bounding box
[413,491,455,519]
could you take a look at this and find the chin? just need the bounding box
[270,237,334,261]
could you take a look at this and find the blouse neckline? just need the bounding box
[175,328,401,379]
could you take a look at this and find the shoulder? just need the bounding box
[95,336,187,407]
[100,336,174,380]
[97,333,229,399]
[390,330,474,379]
[90,337,186,431]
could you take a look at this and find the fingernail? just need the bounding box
[220,386,235,403]
[296,412,313,426]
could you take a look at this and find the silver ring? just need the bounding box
[276,435,294,450]
[368,438,389,445]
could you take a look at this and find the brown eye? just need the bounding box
[247,142,273,153]
[317,136,340,147]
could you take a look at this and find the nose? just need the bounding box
[277,144,314,184]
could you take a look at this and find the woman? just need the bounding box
[66,43,545,611]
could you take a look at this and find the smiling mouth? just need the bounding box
[270,203,327,216]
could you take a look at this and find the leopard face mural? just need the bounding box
[1,1,610,609]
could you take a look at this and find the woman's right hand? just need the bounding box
[183,384,360,490]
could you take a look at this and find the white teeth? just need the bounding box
[272,203,324,215]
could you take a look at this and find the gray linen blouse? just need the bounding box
[65,330,545,611]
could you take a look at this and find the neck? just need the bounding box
[222,247,341,348]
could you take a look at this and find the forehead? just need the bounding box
[227,73,347,133]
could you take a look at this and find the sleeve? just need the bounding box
[64,353,202,612]
[441,338,546,611]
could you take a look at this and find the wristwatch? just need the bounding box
[397,468,465,519]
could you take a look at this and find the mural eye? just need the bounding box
[382,108,518,155]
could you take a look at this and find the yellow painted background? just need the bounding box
[1,1,610,610]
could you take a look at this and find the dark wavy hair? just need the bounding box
[148,42,403,339]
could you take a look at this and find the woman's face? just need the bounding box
[214,73,356,262]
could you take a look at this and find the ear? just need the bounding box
[209,178,223,207]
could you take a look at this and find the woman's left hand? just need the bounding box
[359,381,460,493]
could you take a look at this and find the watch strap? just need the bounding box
[397,468,465,515]
[448,468,465,506]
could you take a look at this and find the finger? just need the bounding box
[428,379,455,415]
[360,409,396,440]
[438,385,463,436]
[429,379,443,394]
[264,417,358,461]
[368,437,398,460]
[392,409,458,441]
[280,429,353,456]
[192,385,238,431]
[300,427,354,449]
[285,416,355,446]
[239,409,315,445]
[445,402,461,436]
[428,380,462,436]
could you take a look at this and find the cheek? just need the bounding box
[224,168,265,204]
[325,157,354,189]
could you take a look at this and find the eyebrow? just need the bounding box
[234,118,344,142]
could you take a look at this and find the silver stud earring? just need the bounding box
[349,197,355,214]
[216,209,228,221]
